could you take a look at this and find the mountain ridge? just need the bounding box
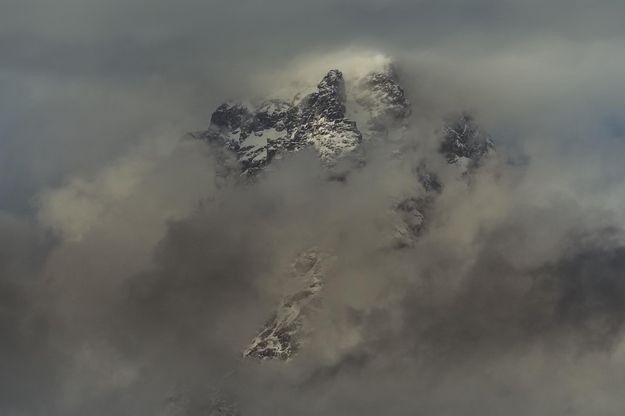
[190,63,495,364]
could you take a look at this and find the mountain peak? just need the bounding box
[188,63,498,363]
[192,64,493,177]
[191,68,371,174]
[318,68,344,88]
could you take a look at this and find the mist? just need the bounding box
[3,1,625,415]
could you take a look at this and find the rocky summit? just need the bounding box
[190,66,411,175]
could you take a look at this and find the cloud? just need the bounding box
[37,136,214,242]
[4,0,625,414]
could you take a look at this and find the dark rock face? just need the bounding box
[355,67,411,132]
[210,103,251,131]
[441,113,495,167]
[304,69,347,121]
[417,167,443,194]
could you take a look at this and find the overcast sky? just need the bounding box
[3,1,625,415]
